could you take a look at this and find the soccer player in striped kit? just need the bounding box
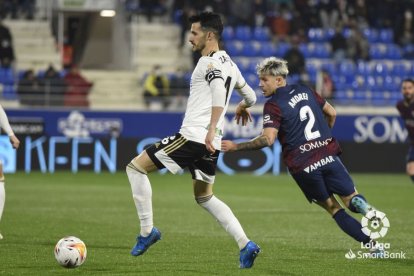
[396,78,414,183]
[222,57,385,254]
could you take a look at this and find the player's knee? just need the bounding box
[348,194,367,213]
[126,162,147,175]
[406,162,414,176]
[317,196,342,215]
[322,203,341,216]
[195,194,213,205]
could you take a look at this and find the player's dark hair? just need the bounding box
[402,78,414,84]
[189,12,223,40]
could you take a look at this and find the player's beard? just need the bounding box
[404,94,413,103]
[192,38,206,53]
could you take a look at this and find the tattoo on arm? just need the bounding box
[236,135,270,151]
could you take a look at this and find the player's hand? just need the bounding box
[205,129,216,154]
[235,104,252,126]
[9,135,20,149]
[221,140,237,152]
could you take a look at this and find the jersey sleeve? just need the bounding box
[234,64,247,90]
[200,57,227,107]
[233,65,256,107]
[263,101,282,130]
[202,58,224,84]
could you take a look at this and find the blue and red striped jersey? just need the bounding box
[262,83,341,173]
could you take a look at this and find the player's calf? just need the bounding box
[195,194,259,267]
[333,209,371,245]
[126,161,154,238]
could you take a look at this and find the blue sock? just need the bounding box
[333,209,371,244]
[349,194,372,215]
[410,175,414,183]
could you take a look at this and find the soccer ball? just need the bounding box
[54,236,87,268]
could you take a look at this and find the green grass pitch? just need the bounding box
[0,172,413,275]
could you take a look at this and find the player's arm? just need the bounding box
[206,105,224,153]
[236,82,256,107]
[222,128,278,152]
[234,69,257,126]
[205,66,227,153]
[322,101,336,128]
[312,89,336,128]
[0,105,20,149]
[234,84,257,126]
[222,101,281,151]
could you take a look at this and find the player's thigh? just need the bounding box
[193,179,213,197]
[407,162,414,175]
[323,156,356,198]
[291,169,331,203]
[189,150,219,186]
[145,133,207,174]
[130,150,158,173]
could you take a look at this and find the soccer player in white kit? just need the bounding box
[0,104,20,240]
[126,12,261,268]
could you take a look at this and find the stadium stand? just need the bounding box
[1,0,414,110]
[222,25,411,106]
[0,19,60,101]
[6,20,60,70]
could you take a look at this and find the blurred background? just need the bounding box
[0,0,413,175]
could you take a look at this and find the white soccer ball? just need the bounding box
[54,236,87,268]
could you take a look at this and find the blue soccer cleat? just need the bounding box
[370,248,385,258]
[369,240,385,259]
[239,241,261,268]
[351,196,374,216]
[131,227,161,256]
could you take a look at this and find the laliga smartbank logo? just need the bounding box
[361,210,389,239]
[345,211,406,259]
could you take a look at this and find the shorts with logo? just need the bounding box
[291,156,356,203]
[145,133,219,184]
[406,146,414,162]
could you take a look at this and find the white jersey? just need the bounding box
[0,104,14,136]
[179,50,249,150]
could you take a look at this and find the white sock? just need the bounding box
[0,181,5,223]
[198,195,249,250]
[126,167,153,237]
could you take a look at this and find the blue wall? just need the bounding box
[0,109,408,174]
[4,109,408,143]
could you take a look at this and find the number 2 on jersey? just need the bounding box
[300,105,321,141]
